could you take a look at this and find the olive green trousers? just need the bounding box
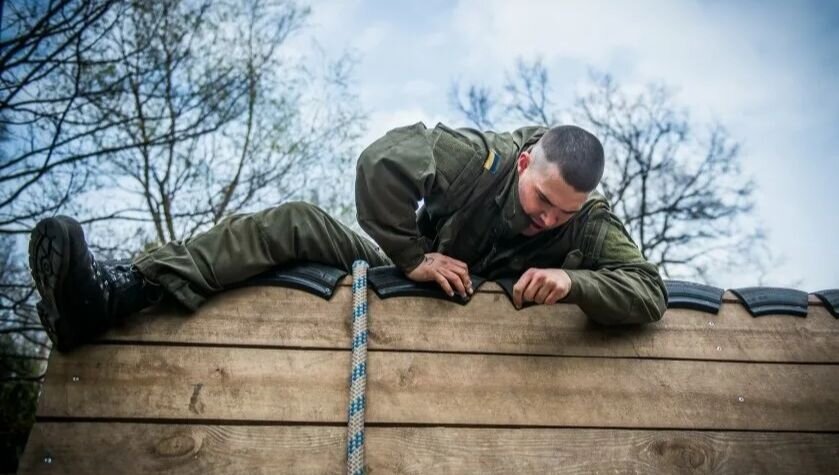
[133,202,392,311]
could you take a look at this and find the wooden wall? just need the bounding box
[19,281,839,474]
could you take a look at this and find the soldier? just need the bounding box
[29,122,667,352]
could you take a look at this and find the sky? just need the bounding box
[292,0,838,290]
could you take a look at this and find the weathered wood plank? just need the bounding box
[20,423,839,474]
[20,423,345,475]
[103,286,839,362]
[370,297,839,362]
[38,346,839,431]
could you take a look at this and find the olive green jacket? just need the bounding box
[355,122,667,325]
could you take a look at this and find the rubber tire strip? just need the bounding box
[233,262,348,300]
[729,287,809,318]
[812,289,839,318]
[664,280,724,314]
[367,265,485,305]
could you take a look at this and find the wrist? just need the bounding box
[563,269,583,302]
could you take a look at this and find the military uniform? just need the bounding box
[134,122,667,325]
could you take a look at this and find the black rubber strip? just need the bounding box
[663,280,724,314]
[729,287,809,318]
[367,266,485,305]
[494,276,536,310]
[232,262,348,300]
[812,289,839,318]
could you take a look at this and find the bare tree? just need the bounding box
[451,60,763,284]
[2,0,363,244]
[1,0,128,383]
[1,0,125,235]
[449,82,496,130]
[0,233,47,471]
[78,0,364,245]
[0,237,47,382]
[575,73,760,282]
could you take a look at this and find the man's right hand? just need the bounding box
[406,252,473,298]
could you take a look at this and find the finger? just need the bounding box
[442,268,467,297]
[513,270,534,308]
[534,282,554,304]
[434,273,455,297]
[523,272,545,303]
[449,264,472,294]
[545,288,563,305]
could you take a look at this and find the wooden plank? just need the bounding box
[112,286,356,349]
[20,423,345,475]
[104,286,839,362]
[369,298,839,362]
[38,346,839,431]
[20,423,839,474]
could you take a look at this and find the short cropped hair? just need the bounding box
[535,125,604,192]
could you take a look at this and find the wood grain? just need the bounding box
[100,286,839,362]
[20,423,839,474]
[38,345,839,431]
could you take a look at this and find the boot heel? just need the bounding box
[29,218,71,349]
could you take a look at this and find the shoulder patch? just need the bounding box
[483,149,501,174]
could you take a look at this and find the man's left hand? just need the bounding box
[513,268,572,308]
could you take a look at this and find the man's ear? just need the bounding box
[516,151,530,174]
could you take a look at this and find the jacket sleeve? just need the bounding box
[563,211,668,325]
[355,122,484,272]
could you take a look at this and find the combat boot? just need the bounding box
[29,216,164,352]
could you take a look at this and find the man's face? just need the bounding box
[516,149,589,236]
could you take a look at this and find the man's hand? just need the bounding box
[513,268,572,308]
[406,252,473,298]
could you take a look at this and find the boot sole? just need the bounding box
[29,218,73,351]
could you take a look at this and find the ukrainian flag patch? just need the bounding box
[483,149,501,174]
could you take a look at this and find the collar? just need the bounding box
[495,160,531,239]
[493,133,544,239]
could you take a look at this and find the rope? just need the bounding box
[347,260,369,475]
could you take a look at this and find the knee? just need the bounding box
[256,201,327,237]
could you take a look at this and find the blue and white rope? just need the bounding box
[347,260,369,475]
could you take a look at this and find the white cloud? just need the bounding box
[362,107,449,147]
[355,23,391,54]
[450,0,811,118]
